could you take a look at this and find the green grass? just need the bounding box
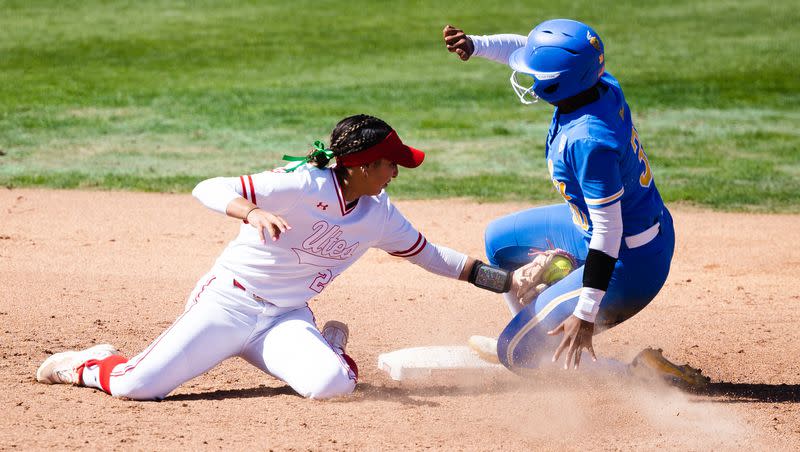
[1,0,798,211]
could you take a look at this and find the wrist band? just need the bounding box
[468,260,512,293]
[243,206,260,224]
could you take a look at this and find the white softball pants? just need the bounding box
[105,271,356,400]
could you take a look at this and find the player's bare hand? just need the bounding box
[247,208,291,243]
[443,25,474,61]
[547,315,596,370]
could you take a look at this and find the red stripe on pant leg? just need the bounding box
[110,276,214,378]
[342,353,358,381]
[84,355,129,394]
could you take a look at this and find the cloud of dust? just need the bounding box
[466,358,760,449]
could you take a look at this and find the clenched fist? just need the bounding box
[443,25,474,61]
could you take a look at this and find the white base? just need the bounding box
[377,346,506,381]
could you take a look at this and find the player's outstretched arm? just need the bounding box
[378,204,524,294]
[392,239,523,295]
[444,25,527,65]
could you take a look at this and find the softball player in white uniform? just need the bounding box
[36,114,524,400]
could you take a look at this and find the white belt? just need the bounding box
[624,222,660,249]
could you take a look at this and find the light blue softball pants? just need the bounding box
[484,203,675,369]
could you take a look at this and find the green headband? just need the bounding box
[281,141,334,172]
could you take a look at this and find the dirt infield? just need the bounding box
[2,188,798,450]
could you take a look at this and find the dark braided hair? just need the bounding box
[307,114,392,169]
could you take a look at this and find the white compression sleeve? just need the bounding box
[587,202,623,259]
[192,177,243,214]
[403,242,468,279]
[469,34,527,64]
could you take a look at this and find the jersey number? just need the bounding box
[630,126,653,187]
[548,160,589,231]
[309,269,335,294]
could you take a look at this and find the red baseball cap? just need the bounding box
[336,130,425,168]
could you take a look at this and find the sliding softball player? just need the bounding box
[36,114,525,399]
[445,20,676,371]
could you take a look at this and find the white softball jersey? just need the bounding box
[192,164,458,307]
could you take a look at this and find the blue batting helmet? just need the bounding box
[509,19,605,104]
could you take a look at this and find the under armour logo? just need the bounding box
[317,202,328,210]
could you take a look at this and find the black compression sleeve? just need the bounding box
[582,248,617,291]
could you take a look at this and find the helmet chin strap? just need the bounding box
[509,71,539,105]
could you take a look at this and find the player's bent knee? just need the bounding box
[497,338,547,369]
[497,323,550,370]
[305,377,356,400]
[300,371,356,400]
[294,361,357,400]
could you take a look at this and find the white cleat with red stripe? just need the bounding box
[36,344,120,385]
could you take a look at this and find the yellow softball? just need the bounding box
[543,256,573,284]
